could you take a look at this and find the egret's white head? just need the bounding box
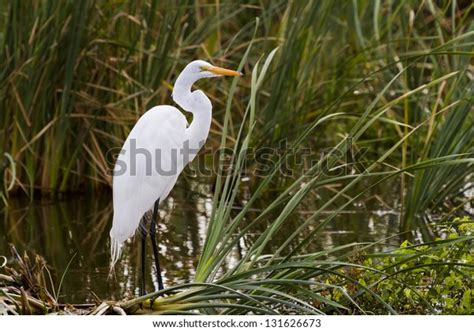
[173,60,242,111]
[181,60,242,80]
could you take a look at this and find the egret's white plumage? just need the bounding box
[109,60,241,269]
[110,106,187,265]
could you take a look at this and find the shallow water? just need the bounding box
[0,183,400,303]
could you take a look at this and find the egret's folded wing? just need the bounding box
[110,106,187,263]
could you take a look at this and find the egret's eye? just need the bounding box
[199,65,211,72]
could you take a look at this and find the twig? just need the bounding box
[112,306,127,315]
[0,274,15,283]
[90,302,110,315]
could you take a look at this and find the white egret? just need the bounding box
[109,60,241,295]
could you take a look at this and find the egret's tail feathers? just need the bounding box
[109,237,123,278]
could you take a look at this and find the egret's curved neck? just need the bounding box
[173,72,212,162]
[173,73,196,110]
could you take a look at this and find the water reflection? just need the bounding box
[0,183,400,303]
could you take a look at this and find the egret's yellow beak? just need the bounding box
[203,65,242,76]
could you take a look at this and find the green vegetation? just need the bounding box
[329,217,474,314]
[0,0,473,315]
[2,217,472,314]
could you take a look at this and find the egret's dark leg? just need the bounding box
[150,198,164,291]
[139,216,148,297]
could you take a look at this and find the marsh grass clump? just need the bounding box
[0,246,125,315]
[1,246,58,314]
